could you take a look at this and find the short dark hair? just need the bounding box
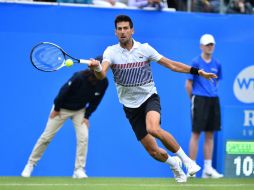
[114,15,133,29]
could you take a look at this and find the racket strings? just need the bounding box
[31,44,65,71]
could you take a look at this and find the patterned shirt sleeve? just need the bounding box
[103,46,113,65]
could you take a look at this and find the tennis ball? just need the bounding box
[65,59,74,67]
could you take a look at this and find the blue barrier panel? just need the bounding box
[0,2,254,177]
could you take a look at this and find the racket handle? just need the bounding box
[79,59,91,65]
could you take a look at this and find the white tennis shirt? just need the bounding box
[103,40,163,108]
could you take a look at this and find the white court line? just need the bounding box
[0,183,254,187]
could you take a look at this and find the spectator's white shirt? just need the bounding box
[103,40,162,108]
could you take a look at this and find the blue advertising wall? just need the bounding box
[0,2,254,177]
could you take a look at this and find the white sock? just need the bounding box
[204,160,212,169]
[175,147,192,164]
[164,155,177,168]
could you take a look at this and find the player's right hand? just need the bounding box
[89,59,102,72]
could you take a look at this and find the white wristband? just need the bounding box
[94,64,102,72]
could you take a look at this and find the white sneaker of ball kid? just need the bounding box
[21,163,34,177]
[72,168,88,179]
[202,167,224,178]
[185,160,201,176]
[187,172,196,178]
[170,156,187,183]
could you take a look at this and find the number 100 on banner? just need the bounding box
[225,141,254,178]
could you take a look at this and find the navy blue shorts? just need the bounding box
[123,94,161,141]
[191,95,221,133]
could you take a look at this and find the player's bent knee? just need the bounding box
[147,128,162,137]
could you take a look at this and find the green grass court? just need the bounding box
[0,177,254,190]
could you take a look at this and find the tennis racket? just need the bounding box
[30,42,91,72]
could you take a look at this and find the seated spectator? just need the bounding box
[192,0,220,13]
[226,0,253,14]
[128,0,164,10]
[93,0,127,7]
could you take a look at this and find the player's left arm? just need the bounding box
[158,57,217,80]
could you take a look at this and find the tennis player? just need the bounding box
[21,64,108,178]
[89,15,217,182]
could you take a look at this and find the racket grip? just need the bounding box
[79,59,91,65]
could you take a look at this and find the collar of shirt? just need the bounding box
[118,39,140,53]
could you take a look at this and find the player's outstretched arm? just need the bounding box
[158,57,217,80]
[158,57,194,73]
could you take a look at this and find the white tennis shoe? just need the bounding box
[185,160,201,176]
[21,163,34,177]
[73,168,88,179]
[202,167,223,178]
[187,172,196,178]
[170,156,187,183]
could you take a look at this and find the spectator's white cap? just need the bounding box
[200,34,216,45]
